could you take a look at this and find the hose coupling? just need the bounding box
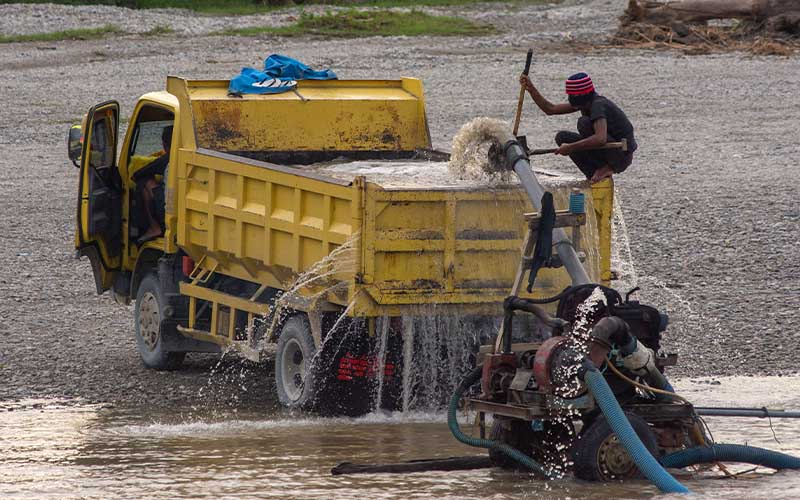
[577,357,599,381]
[503,139,528,170]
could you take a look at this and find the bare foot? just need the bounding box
[590,166,614,184]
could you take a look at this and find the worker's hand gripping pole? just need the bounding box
[512,49,533,136]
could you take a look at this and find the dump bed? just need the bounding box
[167,77,612,318]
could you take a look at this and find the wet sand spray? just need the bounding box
[448,117,513,182]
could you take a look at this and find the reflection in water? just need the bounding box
[3,378,800,500]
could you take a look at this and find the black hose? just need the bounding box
[523,286,576,304]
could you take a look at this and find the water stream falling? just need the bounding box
[608,186,728,371]
[392,314,485,411]
[253,234,359,352]
[373,317,390,411]
[401,320,415,413]
[611,185,640,291]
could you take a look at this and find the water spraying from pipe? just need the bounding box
[448,117,512,182]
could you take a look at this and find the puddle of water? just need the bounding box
[3,378,800,500]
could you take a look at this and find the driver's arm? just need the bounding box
[132,154,169,182]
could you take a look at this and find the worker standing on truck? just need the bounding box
[519,72,637,183]
[133,125,172,244]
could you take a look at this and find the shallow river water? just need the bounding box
[3,377,800,500]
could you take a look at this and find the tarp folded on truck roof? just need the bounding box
[228,54,337,95]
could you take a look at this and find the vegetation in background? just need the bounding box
[142,24,175,36]
[218,9,497,37]
[3,0,552,15]
[0,25,121,43]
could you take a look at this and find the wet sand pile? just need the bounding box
[304,158,585,190]
[302,116,585,189]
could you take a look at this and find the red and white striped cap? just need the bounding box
[565,72,595,96]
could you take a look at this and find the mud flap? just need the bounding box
[313,320,403,416]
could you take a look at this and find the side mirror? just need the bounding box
[67,124,82,168]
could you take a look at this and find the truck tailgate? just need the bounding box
[358,182,603,312]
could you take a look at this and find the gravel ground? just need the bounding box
[0,0,798,410]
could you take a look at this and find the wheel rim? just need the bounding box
[138,291,160,352]
[280,338,306,402]
[597,434,636,479]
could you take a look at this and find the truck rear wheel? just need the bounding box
[134,273,185,370]
[275,315,319,410]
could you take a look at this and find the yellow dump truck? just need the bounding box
[69,76,613,413]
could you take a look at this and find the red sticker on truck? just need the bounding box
[336,352,396,381]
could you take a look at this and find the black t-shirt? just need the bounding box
[582,96,636,151]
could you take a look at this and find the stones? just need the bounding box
[0,0,798,411]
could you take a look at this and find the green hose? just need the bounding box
[447,367,556,478]
[661,444,800,470]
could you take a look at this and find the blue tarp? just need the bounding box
[228,54,338,95]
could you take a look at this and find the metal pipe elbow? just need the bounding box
[590,316,631,349]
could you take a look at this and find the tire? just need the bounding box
[488,417,534,470]
[134,273,185,370]
[572,411,658,482]
[275,315,319,410]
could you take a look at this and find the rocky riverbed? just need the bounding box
[0,0,798,410]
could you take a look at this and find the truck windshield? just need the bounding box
[130,119,173,159]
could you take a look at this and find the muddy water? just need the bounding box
[3,378,800,500]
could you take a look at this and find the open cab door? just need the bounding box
[75,101,122,293]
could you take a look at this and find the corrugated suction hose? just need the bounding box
[582,363,691,494]
[661,443,800,470]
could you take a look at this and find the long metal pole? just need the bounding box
[695,407,800,418]
[502,139,591,286]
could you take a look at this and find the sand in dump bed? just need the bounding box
[298,116,587,190]
[299,159,587,190]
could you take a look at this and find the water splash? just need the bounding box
[373,317,390,411]
[609,188,727,376]
[448,117,513,182]
[256,235,359,352]
[611,185,639,291]
[393,314,486,411]
[552,286,608,399]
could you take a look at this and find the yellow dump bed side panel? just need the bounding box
[175,148,358,294]
[178,78,430,153]
[355,182,608,315]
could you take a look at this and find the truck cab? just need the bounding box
[70,94,177,302]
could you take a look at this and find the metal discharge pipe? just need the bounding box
[694,407,800,418]
[502,139,591,285]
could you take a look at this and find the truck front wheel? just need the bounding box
[134,273,185,370]
[275,315,319,410]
